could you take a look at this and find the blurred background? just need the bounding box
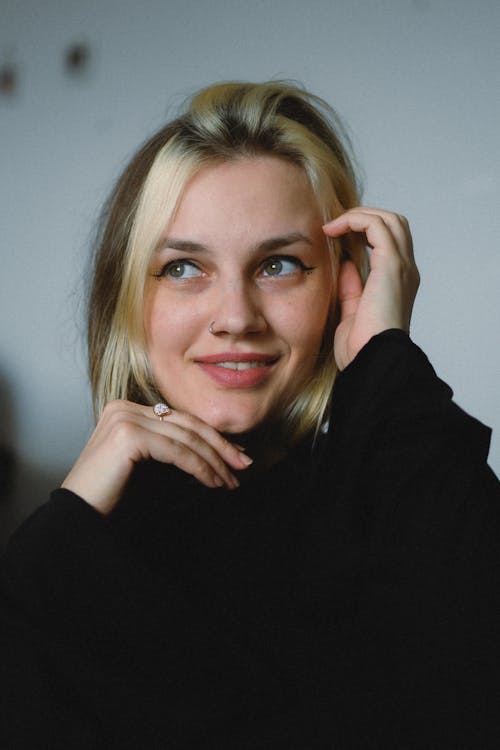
[1,0,499,545]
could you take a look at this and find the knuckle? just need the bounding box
[182,428,204,450]
[111,419,137,440]
[102,399,125,416]
[102,399,138,422]
[188,453,212,481]
[107,418,139,449]
[201,463,215,481]
[170,439,204,470]
[221,439,236,456]
[169,438,185,458]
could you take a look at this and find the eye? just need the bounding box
[261,256,312,277]
[159,260,203,279]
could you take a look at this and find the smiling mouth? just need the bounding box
[195,356,279,388]
[213,361,268,370]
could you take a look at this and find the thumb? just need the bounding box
[337,260,363,322]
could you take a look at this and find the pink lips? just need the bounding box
[195,352,278,388]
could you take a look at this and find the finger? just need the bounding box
[324,206,410,233]
[337,260,363,322]
[142,417,244,489]
[144,406,253,471]
[103,404,243,489]
[324,208,414,264]
[104,400,249,472]
[324,209,399,255]
[350,208,414,261]
[142,429,238,490]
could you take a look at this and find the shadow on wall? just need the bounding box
[0,373,64,551]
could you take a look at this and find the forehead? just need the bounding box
[167,156,322,240]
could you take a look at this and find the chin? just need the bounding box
[211,418,259,436]
[202,407,264,436]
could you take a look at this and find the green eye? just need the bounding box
[262,257,303,277]
[265,260,284,276]
[168,263,185,278]
[164,261,202,279]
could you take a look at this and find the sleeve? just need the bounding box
[325,329,500,746]
[0,491,113,745]
[0,490,195,746]
[0,488,176,628]
[330,328,493,460]
[328,329,497,547]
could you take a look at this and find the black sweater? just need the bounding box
[1,330,499,749]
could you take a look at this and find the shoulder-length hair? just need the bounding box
[88,80,368,445]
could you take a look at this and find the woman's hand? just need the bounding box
[323,207,420,371]
[61,401,252,515]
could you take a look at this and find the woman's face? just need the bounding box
[145,156,334,435]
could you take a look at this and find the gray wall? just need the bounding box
[1,0,499,539]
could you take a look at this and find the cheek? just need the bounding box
[145,294,200,367]
[278,282,334,350]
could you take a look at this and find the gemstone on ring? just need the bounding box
[153,403,171,419]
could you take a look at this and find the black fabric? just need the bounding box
[1,330,499,748]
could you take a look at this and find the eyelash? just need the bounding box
[152,255,316,281]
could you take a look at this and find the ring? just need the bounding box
[153,403,172,421]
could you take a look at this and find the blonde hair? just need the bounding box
[88,81,368,444]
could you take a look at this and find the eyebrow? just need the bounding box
[157,232,313,254]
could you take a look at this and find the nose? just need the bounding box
[208,279,267,337]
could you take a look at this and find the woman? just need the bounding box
[1,81,499,748]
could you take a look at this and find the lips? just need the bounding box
[195,352,279,388]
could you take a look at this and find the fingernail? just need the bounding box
[238,452,253,467]
[214,475,224,487]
